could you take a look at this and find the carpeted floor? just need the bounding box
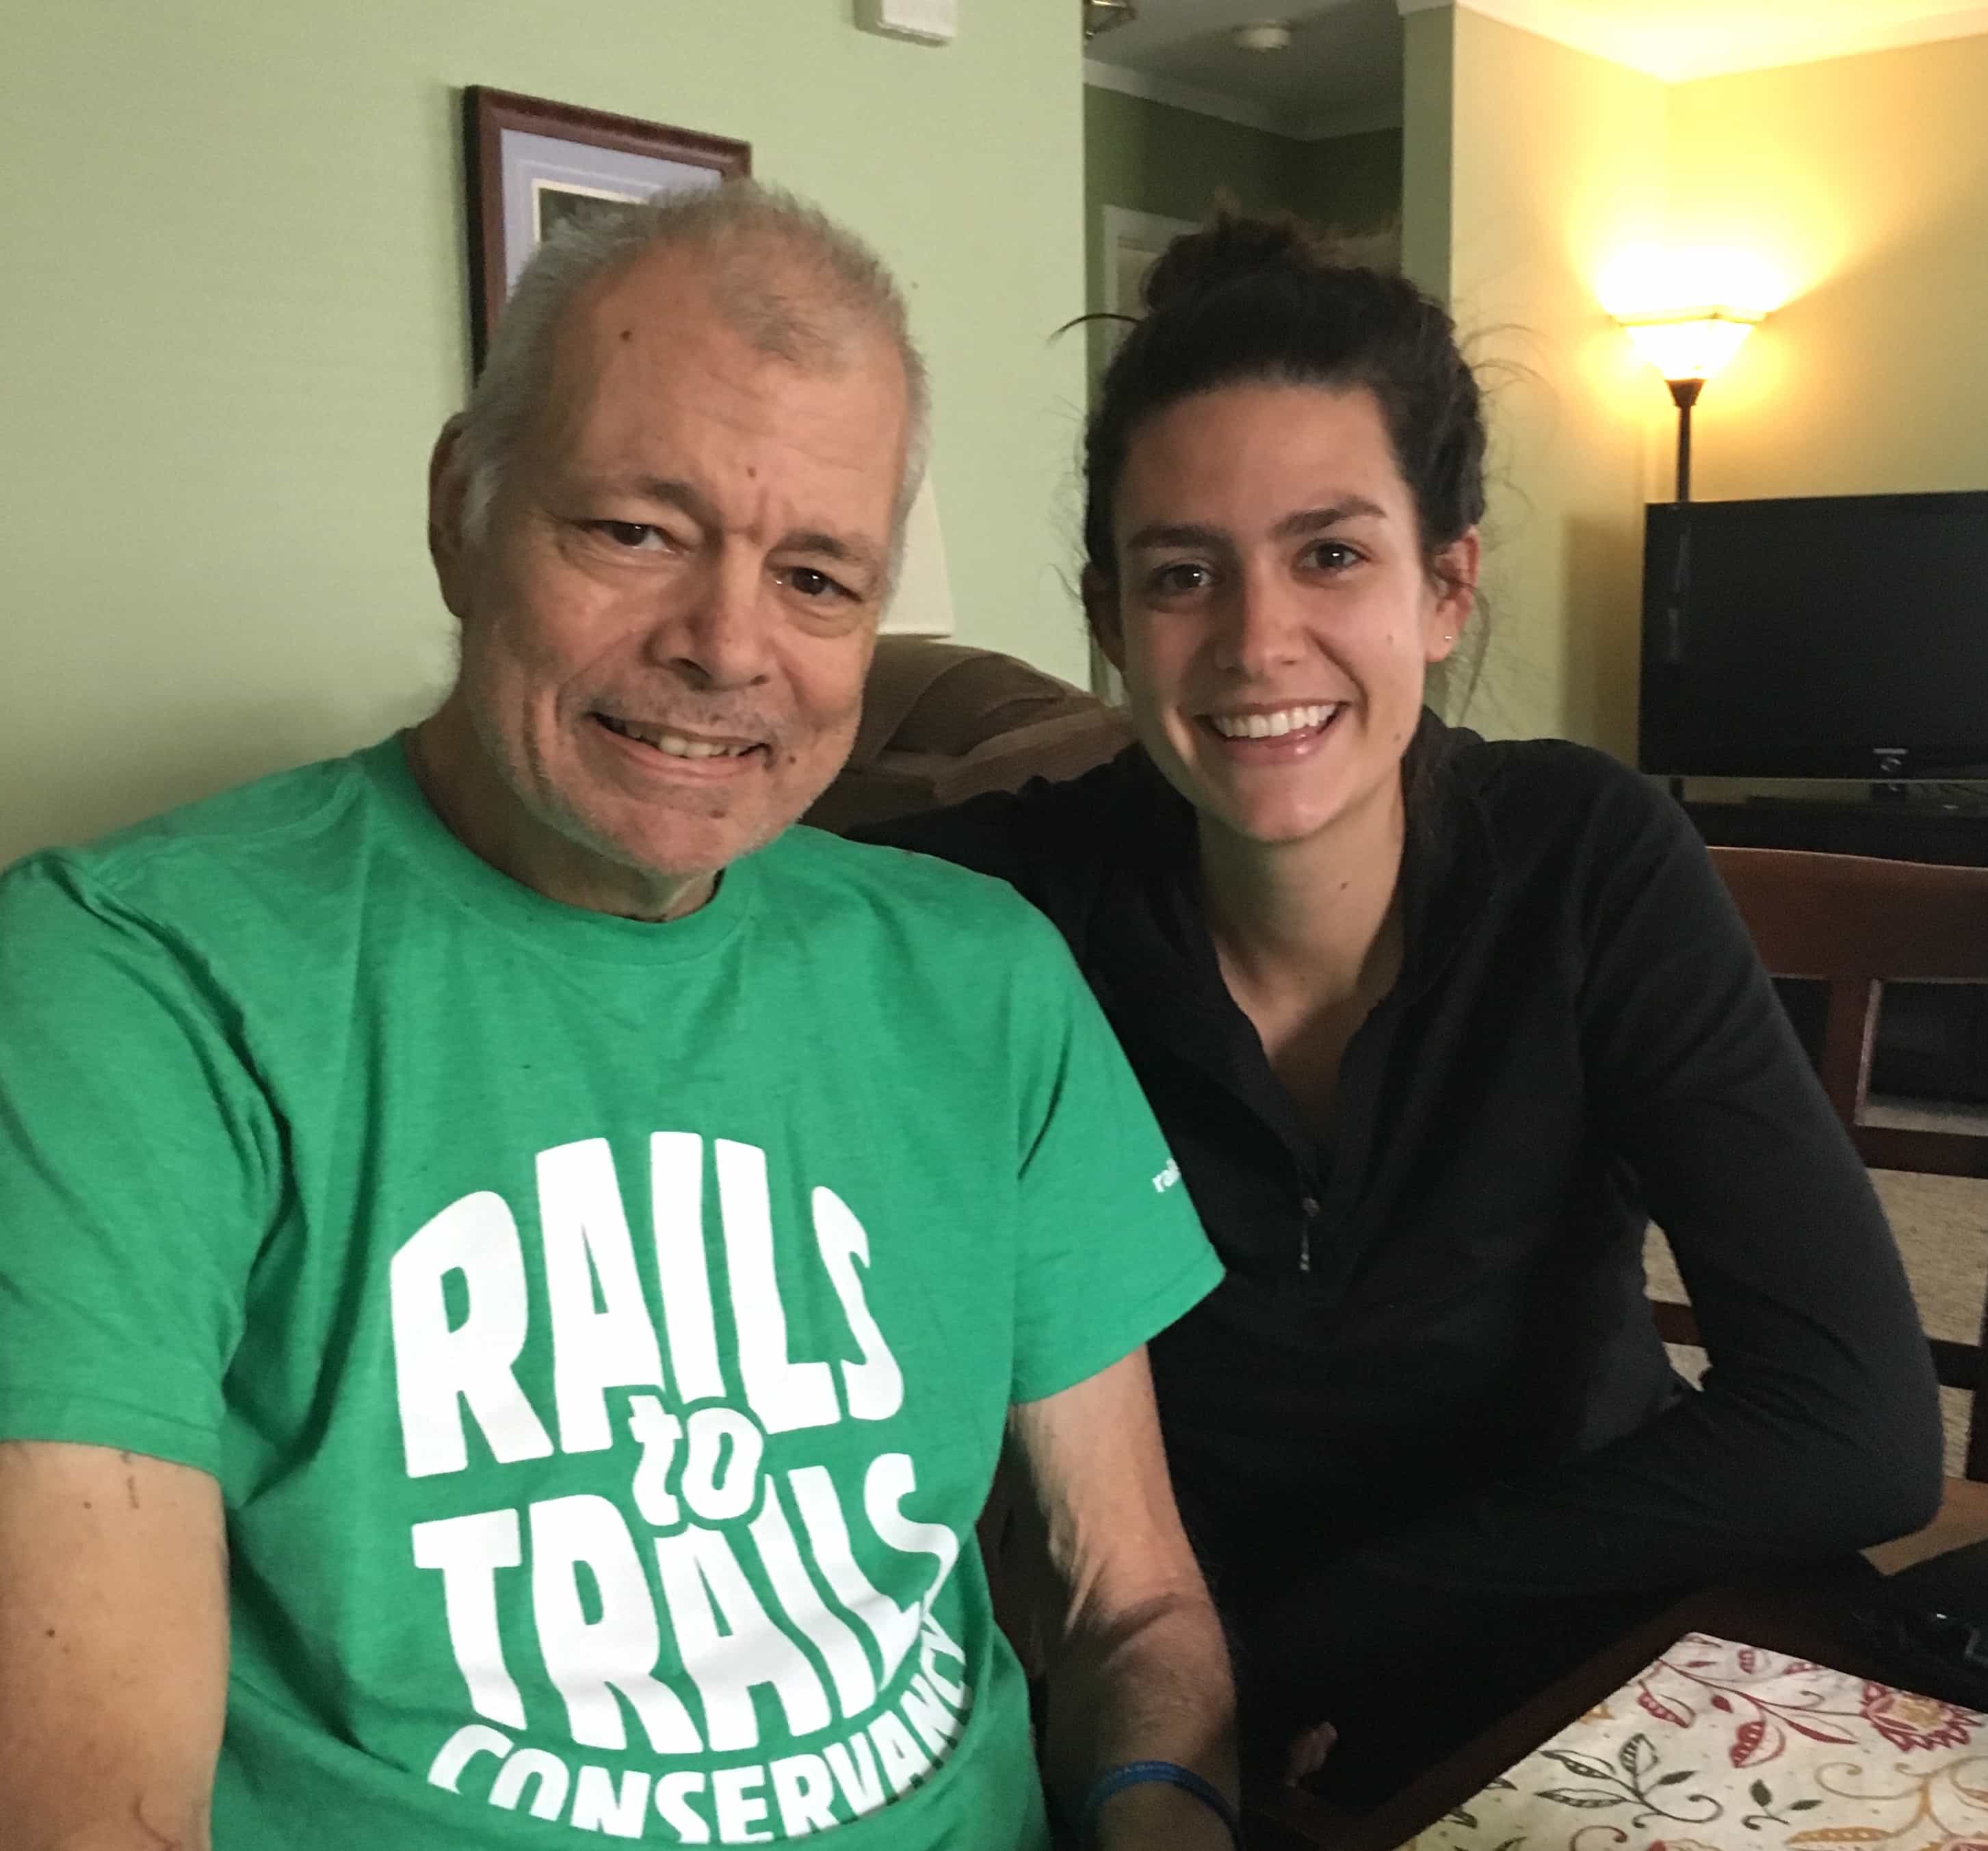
[1645,1096,1988,1477]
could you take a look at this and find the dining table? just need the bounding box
[1245,1580,1987,1851]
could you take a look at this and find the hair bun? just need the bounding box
[1140,208,1334,313]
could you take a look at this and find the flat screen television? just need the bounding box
[1638,490,1988,779]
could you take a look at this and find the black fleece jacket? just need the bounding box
[861,718,1942,1624]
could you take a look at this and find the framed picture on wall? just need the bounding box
[462,86,750,369]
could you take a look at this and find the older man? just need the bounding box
[0,187,1235,1850]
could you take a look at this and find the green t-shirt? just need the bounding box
[0,739,1220,1850]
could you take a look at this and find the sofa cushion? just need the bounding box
[809,638,1133,835]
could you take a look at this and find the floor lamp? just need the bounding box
[1616,309,1761,501]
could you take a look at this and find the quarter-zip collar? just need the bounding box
[1078,711,1502,1291]
[1096,710,1499,1005]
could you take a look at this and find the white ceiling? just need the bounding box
[1084,0,1405,139]
[1084,0,1988,138]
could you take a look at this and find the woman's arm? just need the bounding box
[1571,773,1943,1560]
[1291,775,1943,1605]
[848,750,1145,941]
[1234,779,1943,1783]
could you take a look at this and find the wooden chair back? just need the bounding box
[1651,846,1988,1478]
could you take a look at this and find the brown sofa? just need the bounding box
[805,635,1133,835]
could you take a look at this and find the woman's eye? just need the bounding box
[1150,561,1213,596]
[1308,540,1361,572]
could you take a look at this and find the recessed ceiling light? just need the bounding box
[1233,20,1294,51]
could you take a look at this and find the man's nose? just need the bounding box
[649,552,773,690]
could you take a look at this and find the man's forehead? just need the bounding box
[542,245,904,431]
[587,242,733,343]
[518,265,904,554]
[579,241,878,373]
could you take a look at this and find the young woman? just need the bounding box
[866,215,1942,1802]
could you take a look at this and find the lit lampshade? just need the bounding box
[1618,308,1761,384]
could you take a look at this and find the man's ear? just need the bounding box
[428,416,478,622]
[1081,566,1127,674]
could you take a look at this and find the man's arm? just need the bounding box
[0,1441,229,1851]
[1010,1348,1239,1850]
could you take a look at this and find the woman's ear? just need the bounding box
[1424,529,1481,663]
[1082,566,1127,673]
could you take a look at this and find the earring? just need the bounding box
[1442,632,1454,642]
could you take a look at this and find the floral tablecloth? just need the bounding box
[1400,1631,1988,1851]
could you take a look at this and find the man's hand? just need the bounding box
[0,1440,228,1850]
[1008,1348,1239,1848]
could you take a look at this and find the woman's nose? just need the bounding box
[1214,570,1307,677]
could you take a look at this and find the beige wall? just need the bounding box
[1441,9,1669,750]
[1662,34,1988,503]
[1,1,1088,865]
[1405,10,1988,754]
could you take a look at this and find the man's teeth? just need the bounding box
[1208,704,1339,740]
[598,715,754,759]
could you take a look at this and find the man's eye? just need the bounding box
[785,566,853,601]
[595,521,662,549]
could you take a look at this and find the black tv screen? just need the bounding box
[1638,491,1988,778]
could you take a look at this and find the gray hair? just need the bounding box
[453,179,930,575]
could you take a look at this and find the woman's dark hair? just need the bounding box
[1083,211,1487,610]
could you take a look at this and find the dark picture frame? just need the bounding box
[462,86,751,371]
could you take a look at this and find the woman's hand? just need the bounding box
[1286,1718,1339,1783]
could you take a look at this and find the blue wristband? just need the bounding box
[1080,1759,1243,1848]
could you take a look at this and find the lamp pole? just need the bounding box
[1666,376,1703,503]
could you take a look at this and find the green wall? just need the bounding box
[1287,128,1405,237]
[1081,83,1400,391]
[1083,86,1401,245]
[1400,6,1457,301]
[1,1,1089,863]
[1085,86,1292,227]
[1081,81,1402,430]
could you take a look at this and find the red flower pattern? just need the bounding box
[1407,1638,1988,1851]
[1860,1683,1976,1752]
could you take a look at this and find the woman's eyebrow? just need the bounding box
[1124,521,1233,553]
[1272,497,1388,539]
[1125,497,1389,554]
